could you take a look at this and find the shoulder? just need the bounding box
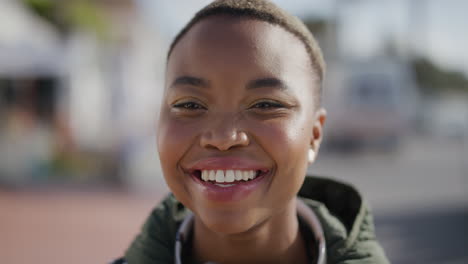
[123,193,190,264]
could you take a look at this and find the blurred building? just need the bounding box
[0,0,165,190]
[323,58,420,151]
[0,0,63,185]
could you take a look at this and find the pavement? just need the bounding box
[0,188,164,264]
[375,205,468,264]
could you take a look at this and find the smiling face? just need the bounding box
[158,15,325,234]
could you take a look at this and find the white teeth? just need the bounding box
[200,170,260,183]
[235,170,243,181]
[215,170,225,183]
[208,170,216,181]
[242,171,249,181]
[215,183,236,187]
[201,170,208,181]
[225,170,235,183]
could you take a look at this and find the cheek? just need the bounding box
[157,112,202,207]
[254,116,311,166]
[157,113,198,174]
[251,115,311,202]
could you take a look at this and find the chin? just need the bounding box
[197,209,261,235]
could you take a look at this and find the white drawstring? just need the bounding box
[175,212,195,264]
[297,199,327,264]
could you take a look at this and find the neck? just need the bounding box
[193,198,308,264]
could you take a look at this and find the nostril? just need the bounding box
[200,128,250,151]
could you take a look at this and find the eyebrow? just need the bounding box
[170,76,290,91]
[170,76,209,89]
[246,77,290,91]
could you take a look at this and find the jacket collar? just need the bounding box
[174,199,327,264]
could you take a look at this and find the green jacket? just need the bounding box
[120,176,389,264]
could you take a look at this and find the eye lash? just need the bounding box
[172,101,206,110]
[251,100,286,109]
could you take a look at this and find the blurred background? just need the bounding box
[0,0,467,263]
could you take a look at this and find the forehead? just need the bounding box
[166,15,314,83]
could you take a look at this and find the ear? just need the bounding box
[308,108,327,164]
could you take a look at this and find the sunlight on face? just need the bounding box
[158,15,322,234]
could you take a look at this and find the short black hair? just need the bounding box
[167,0,325,100]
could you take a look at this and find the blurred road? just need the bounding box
[0,135,467,264]
[313,135,468,211]
[0,188,165,264]
[375,206,468,264]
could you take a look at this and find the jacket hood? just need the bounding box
[298,176,389,263]
[124,176,389,264]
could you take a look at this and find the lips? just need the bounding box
[184,157,271,202]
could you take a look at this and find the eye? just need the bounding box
[251,100,285,109]
[173,101,206,110]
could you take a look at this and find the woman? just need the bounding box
[113,0,389,263]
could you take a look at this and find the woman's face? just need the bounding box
[158,15,325,234]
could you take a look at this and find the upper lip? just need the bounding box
[184,156,270,172]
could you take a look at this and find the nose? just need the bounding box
[200,114,249,151]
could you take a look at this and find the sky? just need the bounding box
[136,0,468,76]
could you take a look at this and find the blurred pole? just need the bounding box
[408,0,429,57]
[330,0,364,60]
[325,0,341,60]
[464,109,468,190]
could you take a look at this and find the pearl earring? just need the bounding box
[308,149,316,163]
